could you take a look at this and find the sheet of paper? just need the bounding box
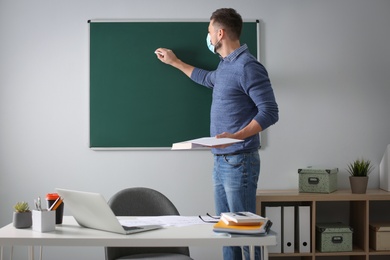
[186,137,243,146]
[172,137,244,150]
[118,216,209,227]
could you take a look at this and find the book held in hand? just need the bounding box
[221,211,266,224]
[171,137,243,150]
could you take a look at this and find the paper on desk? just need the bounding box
[119,216,208,227]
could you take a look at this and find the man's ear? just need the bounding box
[218,28,225,39]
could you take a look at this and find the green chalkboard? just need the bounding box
[90,20,259,149]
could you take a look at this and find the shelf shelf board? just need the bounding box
[257,189,390,202]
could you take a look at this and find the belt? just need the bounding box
[214,151,256,157]
[215,152,241,157]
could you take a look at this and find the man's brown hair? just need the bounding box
[210,8,243,40]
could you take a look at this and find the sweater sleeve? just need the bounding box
[242,61,279,130]
[190,67,215,89]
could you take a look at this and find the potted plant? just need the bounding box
[347,158,374,194]
[13,201,32,228]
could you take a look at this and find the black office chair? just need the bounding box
[105,187,193,260]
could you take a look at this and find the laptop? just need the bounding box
[56,188,163,235]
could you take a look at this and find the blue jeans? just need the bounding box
[213,151,261,260]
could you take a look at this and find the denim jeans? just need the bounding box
[213,151,261,260]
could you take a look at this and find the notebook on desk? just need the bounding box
[56,188,162,235]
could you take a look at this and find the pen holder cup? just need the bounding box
[32,210,55,232]
[46,193,64,224]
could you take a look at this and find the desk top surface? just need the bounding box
[0,216,276,248]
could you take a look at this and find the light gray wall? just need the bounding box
[1,0,390,259]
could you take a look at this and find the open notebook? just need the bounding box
[56,188,162,235]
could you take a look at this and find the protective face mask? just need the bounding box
[206,33,217,54]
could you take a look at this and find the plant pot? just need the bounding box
[13,211,32,229]
[349,176,368,194]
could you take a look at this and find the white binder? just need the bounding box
[298,206,311,252]
[380,144,390,191]
[283,206,295,253]
[265,206,282,253]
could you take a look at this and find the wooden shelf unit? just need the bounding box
[256,189,390,260]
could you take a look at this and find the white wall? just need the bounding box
[1,0,390,259]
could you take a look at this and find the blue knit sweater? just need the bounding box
[190,44,279,154]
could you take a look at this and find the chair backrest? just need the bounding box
[105,187,190,260]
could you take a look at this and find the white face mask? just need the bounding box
[206,33,217,54]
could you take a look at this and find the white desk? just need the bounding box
[0,216,276,260]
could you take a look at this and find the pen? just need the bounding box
[35,197,42,211]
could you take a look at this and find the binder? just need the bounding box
[298,206,311,253]
[283,206,295,253]
[265,206,282,253]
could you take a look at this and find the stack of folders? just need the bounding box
[265,206,311,253]
[213,212,272,235]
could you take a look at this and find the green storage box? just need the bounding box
[316,222,353,252]
[298,167,338,193]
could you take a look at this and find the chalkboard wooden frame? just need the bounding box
[89,20,260,150]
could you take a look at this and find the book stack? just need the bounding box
[213,211,272,235]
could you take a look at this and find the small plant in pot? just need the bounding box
[13,201,32,228]
[347,158,374,194]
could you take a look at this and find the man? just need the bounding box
[155,8,278,260]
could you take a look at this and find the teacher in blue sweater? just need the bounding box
[156,8,279,260]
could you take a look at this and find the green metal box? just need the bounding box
[298,167,338,193]
[316,222,353,252]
